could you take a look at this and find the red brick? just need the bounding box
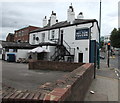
[56,80,66,84]
[52,96,60,101]
[50,91,64,97]
[39,93,45,100]
[21,93,30,99]
[53,88,67,94]
[33,92,41,100]
[44,94,50,101]
[82,63,91,69]
[4,92,14,99]
[26,93,35,99]
[9,91,21,99]
[15,92,24,99]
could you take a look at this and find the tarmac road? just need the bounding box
[2,60,68,91]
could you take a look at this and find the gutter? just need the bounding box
[30,20,97,33]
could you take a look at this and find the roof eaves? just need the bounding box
[30,19,97,33]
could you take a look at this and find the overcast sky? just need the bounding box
[0,0,119,40]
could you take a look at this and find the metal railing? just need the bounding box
[63,40,75,56]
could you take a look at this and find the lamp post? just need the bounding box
[98,0,102,69]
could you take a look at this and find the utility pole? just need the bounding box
[98,0,102,69]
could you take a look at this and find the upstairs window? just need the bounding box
[42,33,45,42]
[51,30,55,39]
[33,34,36,40]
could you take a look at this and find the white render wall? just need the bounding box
[29,22,99,63]
[0,44,2,59]
[16,49,29,61]
[62,23,92,63]
[91,22,99,42]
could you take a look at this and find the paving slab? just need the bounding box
[85,69,119,101]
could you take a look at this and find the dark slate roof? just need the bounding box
[8,33,14,35]
[30,19,98,33]
[2,41,36,49]
[31,42,57,46]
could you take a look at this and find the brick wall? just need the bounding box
[6,33,14,42]
[29,60,84,72]
[2,62,94,102]
[14,26,39,42]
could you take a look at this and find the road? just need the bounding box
[100,51,120,79]
[100,51,119,69]
[2,60,68,91]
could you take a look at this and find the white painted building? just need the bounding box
[29,5,99,63]
[104,35,110,43]
[2,41,36,62]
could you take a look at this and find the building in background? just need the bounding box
[6,33,14,42]
[14,26,40,43]
[29,5,99,64]
[2,41,36,62]
[100,35,110,44]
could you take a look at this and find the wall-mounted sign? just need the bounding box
[75,28,89,40]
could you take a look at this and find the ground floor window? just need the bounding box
[37,52,47,60]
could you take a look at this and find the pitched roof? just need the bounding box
[30,19,98,33]
[2,41,36,49]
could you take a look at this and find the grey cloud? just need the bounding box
[1,2,56,29]
[0,1,119,40]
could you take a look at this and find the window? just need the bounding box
[51,30,55,39]
[5,48,9,52]
[33,34,36,40]
[13,49,17,52]
[61,30,63,34]
[42,33,45,42]
[0,48,2,54]
[21,30,24,36]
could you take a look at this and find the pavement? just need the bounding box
[1,59,120,102]
[84,61,120,102]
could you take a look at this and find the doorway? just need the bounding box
[78,53,83,62]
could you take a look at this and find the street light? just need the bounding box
[98,0,102,69]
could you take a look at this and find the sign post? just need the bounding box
[107,43,110,68]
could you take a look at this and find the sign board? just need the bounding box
[75,28,89,40]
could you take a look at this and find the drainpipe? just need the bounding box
[90,22,96,79]
[58,28,61,45]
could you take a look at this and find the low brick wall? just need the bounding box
[2,62,94,102]
[29,60,84,72]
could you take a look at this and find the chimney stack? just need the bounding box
[67,4,75,24]
[43,16,47,27]
[50,11,57,26]
[77,12,84,19]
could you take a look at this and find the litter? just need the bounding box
[90,90,95,94]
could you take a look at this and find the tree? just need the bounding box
[110,28,120,48]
